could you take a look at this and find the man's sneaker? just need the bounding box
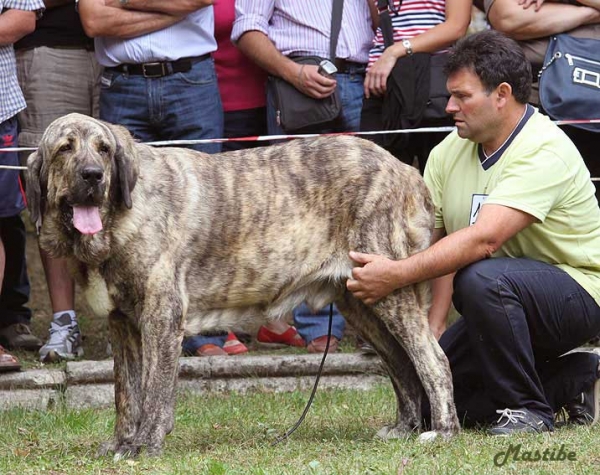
[39,313,84,362]
[0,323,43,351]
[564,358,600,426]
[488,408,550,436]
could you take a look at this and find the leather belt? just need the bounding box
[334,58,366,74]
[109,53,211,78]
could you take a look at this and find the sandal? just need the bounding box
[307,335,340,354]
[0,345,21,372]
[197,343,228,357]
[256,325,306,348]
[223,332,248,355]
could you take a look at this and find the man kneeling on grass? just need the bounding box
[347,30,600,435]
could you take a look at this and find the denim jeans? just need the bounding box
[182,333,227,355]
[100,57,223,154]
[223,107,267,152]
[423,257,600,429]
[266,70,364,343]
[0,118,31,328]
[294,303,346,344]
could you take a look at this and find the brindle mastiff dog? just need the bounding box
[27,113,459,458]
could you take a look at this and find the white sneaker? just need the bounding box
[39,313,84,362]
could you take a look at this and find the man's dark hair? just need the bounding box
[444,30,532,104]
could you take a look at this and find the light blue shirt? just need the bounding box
[232,0,373,64]
[94,9,217,67]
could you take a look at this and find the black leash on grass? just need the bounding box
[271,303,334,445]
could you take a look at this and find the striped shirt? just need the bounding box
[94,9,217,67]
[231,0,374,64]
[369,0,446,66]
[0,0,44,123]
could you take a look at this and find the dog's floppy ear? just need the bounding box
[106,122,139,209]
[26,149,45,234]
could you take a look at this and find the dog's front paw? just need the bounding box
[375,424,412,440]
[112,443,142,461]
[96,440,117,458]
[145,444,164,457]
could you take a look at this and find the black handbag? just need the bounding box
[539,34,600,133]
[269,57,342,132]
[378,0,451,128]
[268,0,344,133]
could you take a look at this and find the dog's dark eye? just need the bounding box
[99,144,110,155]
[58,143,71,153]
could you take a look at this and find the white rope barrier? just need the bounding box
[0,119,598,172]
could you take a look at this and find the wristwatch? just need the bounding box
[402,39,414,56]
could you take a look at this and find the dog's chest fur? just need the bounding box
[82,267,116,318]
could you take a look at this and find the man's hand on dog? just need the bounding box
[347,251,399,304]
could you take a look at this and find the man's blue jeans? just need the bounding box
[266,69,365,344]
[99,57,223,154]
[0,117,31,328]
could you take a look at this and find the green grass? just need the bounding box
[1,385,599,475]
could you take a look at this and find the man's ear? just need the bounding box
[496,82,513,108]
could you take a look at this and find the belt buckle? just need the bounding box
[142,62,166,78]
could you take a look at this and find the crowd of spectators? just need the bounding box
[0,0,598,373]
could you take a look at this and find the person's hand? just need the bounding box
[364,48,398,98]
[429,322,446,341]
[346,251,399,305]
[293,64,337,99]
[518,0,546,11]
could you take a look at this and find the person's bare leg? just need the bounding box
[38,248,82,362]
[40,249,74,313]
[264,318,293,334]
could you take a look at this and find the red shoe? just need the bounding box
[0,345,21,372]
[197,344,228,356]
[256,325,306,348]
[223,332,248,355]
[307,335,339,354]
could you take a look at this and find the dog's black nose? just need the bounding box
[81,166,104,184]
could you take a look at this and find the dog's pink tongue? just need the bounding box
[72,206,103,235]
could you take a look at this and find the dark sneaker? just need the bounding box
[564,358,600,426]
[356,336,377,355]
[0,323,43,351]
[489,408,550,436]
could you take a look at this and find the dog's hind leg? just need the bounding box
[97,310,144,458]
[376,285,460,441]
[337,294,423,438]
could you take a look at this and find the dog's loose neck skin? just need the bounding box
[40,207,114,266]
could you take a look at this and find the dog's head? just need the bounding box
[26,113,139,236]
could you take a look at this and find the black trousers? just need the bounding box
[0,214,31,327]
[426,257,600,429]
[360,95,449,174]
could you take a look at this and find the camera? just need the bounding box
[317,59,338,78]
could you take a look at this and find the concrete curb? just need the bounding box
[0,353,387,410]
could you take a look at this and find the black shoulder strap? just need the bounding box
[330,0,345,60]
[377,0,402,48]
